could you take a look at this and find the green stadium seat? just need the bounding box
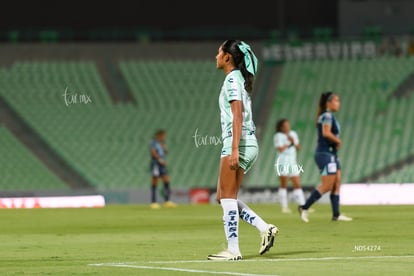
[2,60,224,190]
[0,127,68,191]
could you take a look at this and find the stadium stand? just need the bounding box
[1,59,223,190]
[247,56,414,187]
[119,60,224,188]
[376,164,414,183]
[0,126,67,190]
[1,43,414,192]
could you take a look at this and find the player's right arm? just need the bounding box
[277,145,289,152]
[274,133,289,152]
[151,147,166,166]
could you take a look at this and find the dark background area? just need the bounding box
[0,0,413,41]
[0,0,337,41]
[0,0,337,30]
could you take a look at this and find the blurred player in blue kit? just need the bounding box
[149,129,177,209]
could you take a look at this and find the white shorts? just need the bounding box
[221,138,258,174]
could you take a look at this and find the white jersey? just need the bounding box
[219,69,256,142]
[273,130,299,165]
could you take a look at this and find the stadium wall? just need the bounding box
[1,184,414,207]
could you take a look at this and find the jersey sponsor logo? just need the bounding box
[228,89,238,98]
[327,162,337,173]
[228,77,234,83]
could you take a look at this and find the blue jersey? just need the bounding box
[150,139,166,163]
[316,111,340,154]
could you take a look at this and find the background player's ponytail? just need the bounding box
[221,40,257,93]
[316,92,334,127]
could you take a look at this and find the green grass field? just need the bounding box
[1,203,414,275]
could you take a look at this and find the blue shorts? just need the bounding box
[221,138,258,174]
[314,152,341,176]
[150,162,168,177]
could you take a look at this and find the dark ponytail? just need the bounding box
[221,39,255,93]
[316,92,334,127]
[275,118,288,133]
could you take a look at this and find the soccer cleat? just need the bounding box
[259,224,279,255]
[332,214,353,221]
[298,206,309,223]
[207,250,242,261]
[163,201,177,208]
[150,203,161,209]
[281,207,292,214]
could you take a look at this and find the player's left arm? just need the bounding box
[151,147,166,166]
[294,143,301,151]
[292,131,300,151]
[230,100,242,170]
[160,143,168,154]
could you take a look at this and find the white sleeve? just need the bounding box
[224,74,242,102]
[273,133,285,148]
[290,131,299,145]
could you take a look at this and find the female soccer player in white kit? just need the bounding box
[207,40,279,261]
[273,118,306,213]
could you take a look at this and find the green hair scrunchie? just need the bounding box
[237,41,258,76]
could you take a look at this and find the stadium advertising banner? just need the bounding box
[207,184,414,205]
[0,195,105,208]
[340,184,414,205]
[262,37,412,62]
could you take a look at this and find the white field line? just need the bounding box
[89,255,414,275]
[89,263,277,276]
[147,255,414,264]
